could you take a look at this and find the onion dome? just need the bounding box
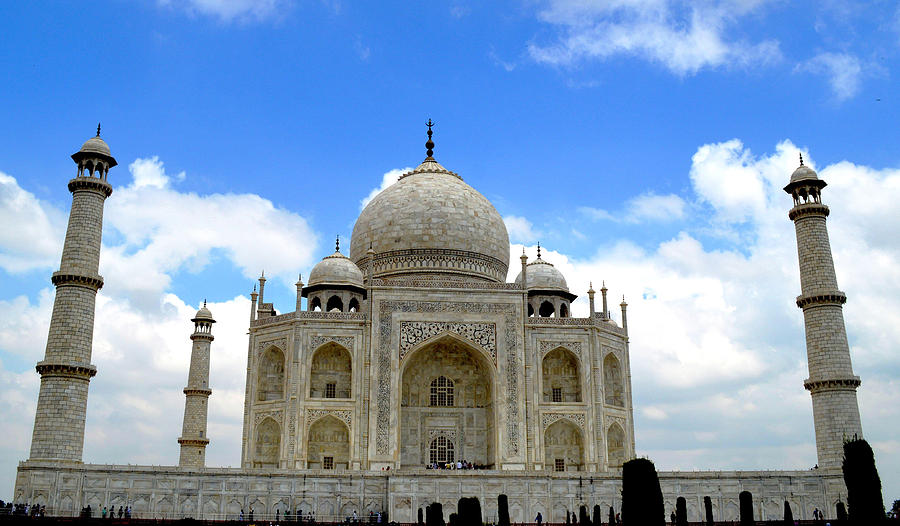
[350,123,509,282]
[303,238,366,298]
[515,246,577,301]
[192,302,215,323]
[784,152,825,192]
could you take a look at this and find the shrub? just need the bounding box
[608,506,614,525]
[836,501,848,522]
[579,505,589,526]
[592,505,601,526]
[675,497,686,526]
[843,438,886,523]
[783,501,793,526]
[419,508,424,526]
[703,496,713,526]
[426,503,444,526]
[621,458,664,525]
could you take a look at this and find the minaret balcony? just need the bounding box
[788,202,830,221]
[796,291,847,309]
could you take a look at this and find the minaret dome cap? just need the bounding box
[71,133,118,167]
[192,304,215,323]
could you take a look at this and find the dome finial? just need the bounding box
[336,235,340,253]
[799,152,804,166]
[537,242,541,259]
[203,299,207,307]
[96,123,101,137]
[425,119,435,159]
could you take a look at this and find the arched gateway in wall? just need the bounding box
[399,334,497,468]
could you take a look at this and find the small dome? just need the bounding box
[308,251,364,288]
[193,304,215,322]
[790,164,819,184]
[79,136,112,157]
[515,257,568,291]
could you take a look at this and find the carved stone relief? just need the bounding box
[540,412,586,431]
[538,341,582,358]
[310,335,354,352]
[399,322,496,362]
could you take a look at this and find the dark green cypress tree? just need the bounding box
[579,505,589,526]
[836,501,848,522]
[783,501,793,526]
[675,497,687,526]
[419,508,424,526]
[565,510,570,526]
[449,513,458,526]
[592,505,601,526]
[703,496,713,526]
[608,507,614,526]
[427,502,444,526]
[498,495,510,526]
[472,497,482,526]
[843,438,886,523]
[739,491,753,526]
[621,458,664,525]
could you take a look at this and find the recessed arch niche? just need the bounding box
[542,347,582,403]
[306,415,350,470]
[543,419,584,471]
[400,335,496,468]
[254,417,280,468]
[309,343,352,398]
[257,347,285,401]
[604,353,624,406]
[607,422,625,467]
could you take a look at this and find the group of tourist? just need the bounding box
[425,460,484,470]
[76,505,132,519]
[237,508,385,523]
[0,501,44,517]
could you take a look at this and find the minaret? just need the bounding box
[785,154,862,470]
[600,281,609,319]
[295,273,304,312]
[178,302,215,467]
[587,282,596,316]
[29,127,115,461]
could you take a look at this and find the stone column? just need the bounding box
[29,131,115,462]
[785,158,862,470]
[178,304,215,467]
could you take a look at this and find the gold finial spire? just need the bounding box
[425,119,435,160]
[537,242,541,259]
[96,123,101,137]
[336,235,340,252]
[799,152,804,166]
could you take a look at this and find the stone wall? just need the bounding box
[15,462,840,523]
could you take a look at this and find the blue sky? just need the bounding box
[1,0,899,508]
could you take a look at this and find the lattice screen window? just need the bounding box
[429,376,454,407]
[552,387,562,403]
[429,436,455,465]
[323,456,334,470]
[325,383,336,399]
[555,458,565,472]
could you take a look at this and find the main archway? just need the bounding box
[400,335,496,468]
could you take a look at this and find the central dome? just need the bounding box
[350,159,510,282]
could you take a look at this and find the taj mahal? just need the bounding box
[13,124,864,522]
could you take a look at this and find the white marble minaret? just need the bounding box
[178,303,215,467]
[29,127,115,461]
[785,154,863,470]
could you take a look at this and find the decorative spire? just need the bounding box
[336,235,340,252]
[425,119,435,160]
[799,152,804,166]
[96,123,101,137]
[203,299,207,307]
[537,242,541,259]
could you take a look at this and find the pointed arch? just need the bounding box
[542,347,582,403]
[310,342,352,398]
[348,297,360,312]
[527,303,534,317]
[429,435,455,464]
[255,417,281,468]
[257,347,285,401]
[311,296,322,312]
[307,415,350,470]
[604,353,625,406]
[326,295,343,312]
[539,300,555,317]
[559,303,569,318]
[544,419,584,471]
[607,422,625,467]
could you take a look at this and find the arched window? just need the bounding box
[311,296,322,312]
[257,348,285,401]
[310,343,352,398]
[430,376,454,407]
[429,436,455,465]
[604,354,625,407]
[527,303,534,317]
[255,418,280,467]
[607,423,625,467]
[326,295,343,312]
[559,303,569,318]
[542,348,581,403]
[348,298,360,312]
[539,300,555,318]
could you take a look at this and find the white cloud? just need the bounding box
[579,192,686,223]
[0,172,66,273]
[157,0,289,22]
[359,167,410,210]
[796,52,863,101]
[504,215,540,243]
[529,0,781,75]
[510,139,900,496]
[100,157,317,309]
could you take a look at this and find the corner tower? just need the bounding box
[178,303,215,467]
[29,126,115,461]
[785,154,863,470]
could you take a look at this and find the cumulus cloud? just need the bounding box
[504,215,540,243]
[0,172,66,273]
[528,0,782,75]
[156,0,290,22]
[510,139,900,494]
[796,52,863,101]
[359,167,411,210]
[101,157,317,309]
